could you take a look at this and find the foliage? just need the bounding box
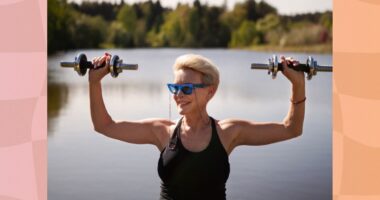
[48,0,332,54]
[230,20,261,47]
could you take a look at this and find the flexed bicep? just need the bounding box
[99,118,173,150]
[227,119,301,148]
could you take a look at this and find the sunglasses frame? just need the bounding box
[167,83,208,95]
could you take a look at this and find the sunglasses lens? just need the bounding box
[168,85,178,94]
[182,86,192,95]
[167,84,195,95]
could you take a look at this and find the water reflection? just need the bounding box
[48,82,69,135]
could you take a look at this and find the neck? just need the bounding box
[182,110,210,134]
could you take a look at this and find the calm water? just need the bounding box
[48,49,332,200]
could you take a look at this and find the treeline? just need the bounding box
[48,0,332,54]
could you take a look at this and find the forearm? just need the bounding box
[89,82,114,132]
[283,82,306,136]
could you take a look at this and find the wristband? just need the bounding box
[291,97,306,105]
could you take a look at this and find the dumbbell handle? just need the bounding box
[119,64,138,70]
[60,61,99,69]
[251,63,332,72]
[60,61,138,70]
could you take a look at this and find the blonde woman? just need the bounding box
[89,53,305,200]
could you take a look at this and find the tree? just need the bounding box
[48,0,75,53]
[230,20,261,47]
[106,22,133,47]
[117,4,137,33]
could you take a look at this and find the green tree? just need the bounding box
[319,12,332,32]
[221,2,248,31]
[256,1,277,19]
[70,15,107,48]
[256,13,280,32]
[48,0,332,51]
[256,13,281,44]
[106,22,133,47]
[156,4,191,47]
[117,4,137,33]
[48,0,75,53]
[230,20,261,47]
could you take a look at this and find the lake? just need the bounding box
[48,48,332,200]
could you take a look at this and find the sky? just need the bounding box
[68,0,332,15]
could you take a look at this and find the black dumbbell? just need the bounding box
[251,55,332,80]
[60,53,138,78]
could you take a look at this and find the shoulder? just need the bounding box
[137,118,175,140]
[136,118,174,127]
[213,118,248,154]
[144,118,180,151]
[216,118,248,132]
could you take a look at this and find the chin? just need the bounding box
[177,104,193,115]
[177,107,187,115]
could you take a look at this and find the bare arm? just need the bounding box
[89,82,113,132]
[227,56,306,151]
[230,82,305,147]
[88,54,172,150]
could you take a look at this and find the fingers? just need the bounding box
[92,57,102,68]
[280,56,288,70]
[105,55,111,67]
[92,54,110,69]
[282,56,300,69]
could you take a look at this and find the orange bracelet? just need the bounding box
[291,97,306,105]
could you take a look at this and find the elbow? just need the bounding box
[293,129,303,138]
[93,120,115,135]
[284,124,303,138]
[93,124,111,135]
[94,126,106,134]
[290,127,303,138]
[283,120,303,138]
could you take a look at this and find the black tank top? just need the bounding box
[157,116,230,200]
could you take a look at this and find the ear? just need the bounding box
[207,85,216,100]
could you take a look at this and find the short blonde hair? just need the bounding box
[173,54,220,90]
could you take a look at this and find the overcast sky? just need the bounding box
[68,0,332,15]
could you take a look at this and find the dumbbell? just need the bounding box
[60,53,138,78]
[251,55,332,80]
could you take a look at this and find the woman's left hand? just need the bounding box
[280,56,305,86]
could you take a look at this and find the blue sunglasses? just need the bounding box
[167,83,208,95]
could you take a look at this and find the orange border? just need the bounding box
[333,0,380,199]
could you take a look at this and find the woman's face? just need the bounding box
[173,68,214,115]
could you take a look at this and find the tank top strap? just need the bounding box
[168,116,224,153]
[209,116,228,155]
[168,117,183,150]
[209,116,217,145]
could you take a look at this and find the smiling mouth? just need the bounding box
[178,102,190,106]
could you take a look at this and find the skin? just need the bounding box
[89,54,305,155]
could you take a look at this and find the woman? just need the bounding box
[89,53,305,200]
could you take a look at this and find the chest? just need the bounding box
[180,127,212,152]
[166,125,232,155]
[158,130,230,185]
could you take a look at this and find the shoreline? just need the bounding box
[50,44,332,55]
[243,44,332,54]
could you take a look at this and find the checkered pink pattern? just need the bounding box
[0,0,47,199]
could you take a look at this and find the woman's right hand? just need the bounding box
[88,53,111,84]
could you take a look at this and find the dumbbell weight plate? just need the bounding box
[110,55,121,78]
[75,53,89,76]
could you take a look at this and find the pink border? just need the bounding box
[0,0,47,199]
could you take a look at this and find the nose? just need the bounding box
[175,89,185,97]
[173,89,186,100]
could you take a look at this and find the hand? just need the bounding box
[280,56,305,85]
[88,53,111,83]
